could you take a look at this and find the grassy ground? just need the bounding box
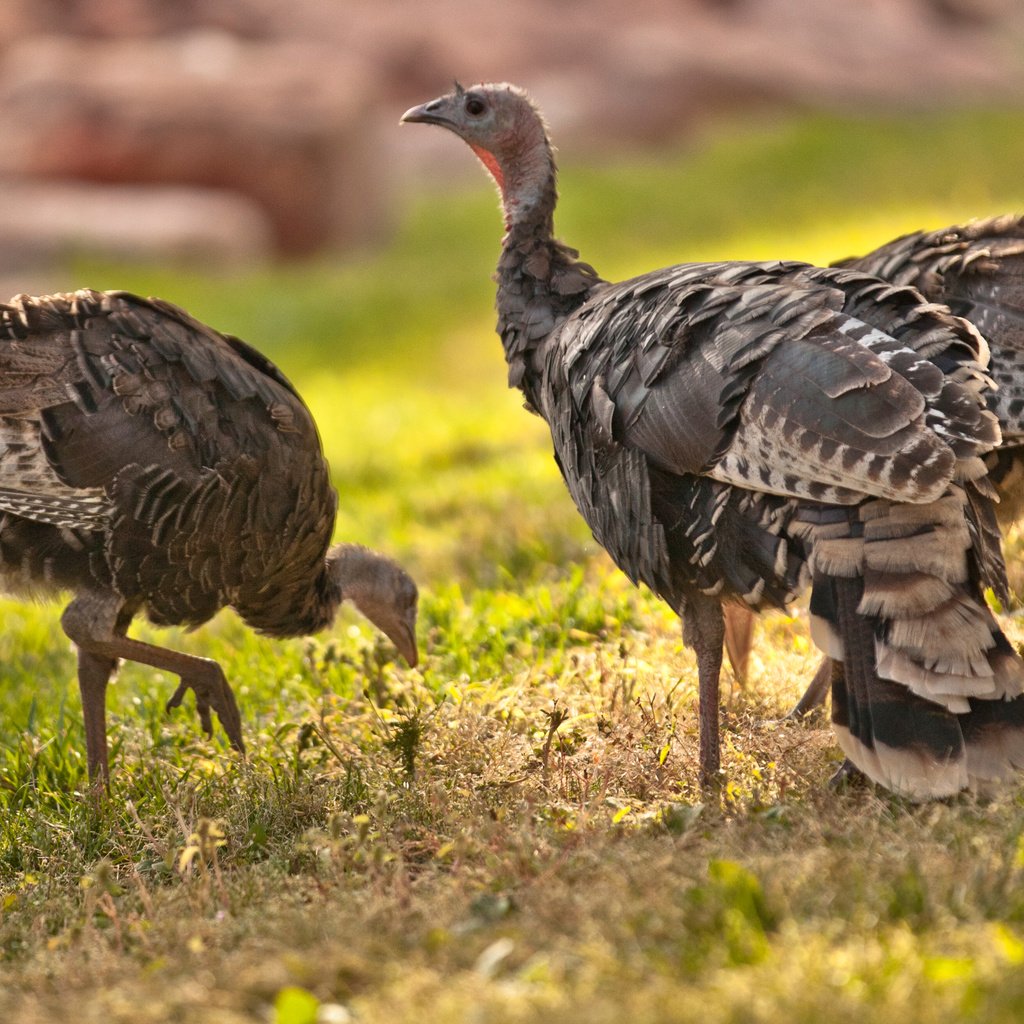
[3,107,1024,1022]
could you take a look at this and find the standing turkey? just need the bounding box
[403,81,1024,798]
[722,215,1024,716]
[0,289,418,783]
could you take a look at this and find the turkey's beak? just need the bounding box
[400,97,456,129]
[391,619,419,668]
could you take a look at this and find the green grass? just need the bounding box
[3,107,1024,1022]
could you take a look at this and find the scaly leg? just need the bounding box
[78,648,118,786]
[62,591,245,777]
[786,656,834,720]
[681,592,725,788]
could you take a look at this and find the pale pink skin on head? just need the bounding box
[402,82,555,232]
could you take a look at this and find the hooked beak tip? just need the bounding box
[400,101,451,128]
[396,624,419,668]
[400,104,427,125]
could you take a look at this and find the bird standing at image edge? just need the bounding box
[720,216,1024,722]
[402,81,1024,799]
[0,289,418,785]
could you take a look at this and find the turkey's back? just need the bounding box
[0,290,337,635]
[836,215,1024,526]
[539,259,1002,613]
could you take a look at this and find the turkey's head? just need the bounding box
[327,544,419,667]
[401,81,552,222]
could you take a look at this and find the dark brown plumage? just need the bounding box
[723,215,1024,720]
[0,289,418,783]
[838,214,1024,520]
[403,82,1024,798]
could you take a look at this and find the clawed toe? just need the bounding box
[165,679,189,714]
[829,758,867,790]
[165,673,246,754]
[214,682,245,754]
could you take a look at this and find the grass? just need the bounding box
[3,106,1024,1022]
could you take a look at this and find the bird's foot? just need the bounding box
[828,758,867,790]
[166,663,246,755]
[780,702,828,725]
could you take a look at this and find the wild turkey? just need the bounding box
[0,289,418,784]
[723,215,1024,716]
[402,81,1024,798]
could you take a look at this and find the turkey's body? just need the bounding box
[0,289,419,784]
[403,82,1024,798]
[0,289,336,635]
[534,258,1018,797]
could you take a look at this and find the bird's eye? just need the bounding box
[464,95,486,117]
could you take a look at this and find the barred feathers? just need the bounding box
[0,289,338,635]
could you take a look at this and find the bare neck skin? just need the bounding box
[482,106,601,403]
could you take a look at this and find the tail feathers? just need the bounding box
[831,664,969,799]
[856,492,1017,703]
[874,642,1016,712]
[961,693,1024,793]
[805,490,1010,703]
[857,569,955,617]
[832,663,1024,798]
[821,572,968,798]
[801,490,1024,799]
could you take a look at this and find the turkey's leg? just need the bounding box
[62,592,245,769]
[78,649,118,786]
[723,603,755,685]
[681,592,724,788]
[724,603,833,720]
[787,656,833,720]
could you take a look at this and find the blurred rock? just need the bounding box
[925,0,1015,26]
[0,0,1020,270]
[0,32,385,256]
[0,179,273,270]
[0,0,279,42]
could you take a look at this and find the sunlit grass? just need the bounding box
[2,107,1024,1022]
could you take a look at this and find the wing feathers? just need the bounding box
[569,262,997,511]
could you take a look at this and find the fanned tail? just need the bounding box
[796,487,1024,799]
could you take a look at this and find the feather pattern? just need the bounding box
[775,215,1024,739]
[0,289,339,635]
[838,214,1024,522]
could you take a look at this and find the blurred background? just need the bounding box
[0,0,1021,285]
[4,5,1024,1009]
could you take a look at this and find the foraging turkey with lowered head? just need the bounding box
[0,289,418,784]
[722,215,1024,720]
[403,81,1024,799]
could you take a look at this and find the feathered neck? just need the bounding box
[487,116,603,405]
